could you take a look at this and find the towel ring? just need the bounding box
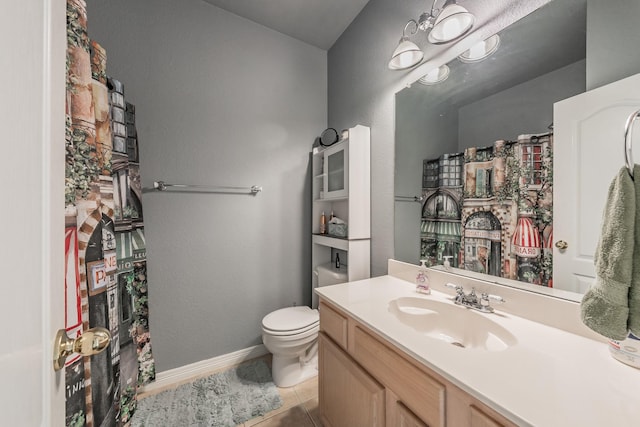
[624,109,640,179]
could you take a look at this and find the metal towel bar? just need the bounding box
[395,195,424,202]
[152,181,262,194]
[624,109,640,179]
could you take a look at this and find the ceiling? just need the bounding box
[201,0,371,50]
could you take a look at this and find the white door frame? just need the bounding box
[0,1,66,425]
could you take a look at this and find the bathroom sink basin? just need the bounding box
[388,297,517,351]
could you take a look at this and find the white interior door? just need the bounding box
[0,1,66,425]
[553,73,640,293]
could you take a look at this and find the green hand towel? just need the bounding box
[580,165,638,340]
[630,164,640,335]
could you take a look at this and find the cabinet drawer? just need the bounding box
[350,322,445,427]
[319,301,348,349]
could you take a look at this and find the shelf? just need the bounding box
[313,233,348,240]
[313,234,349,250]
[314,174,326,179]
[314,196,348,202]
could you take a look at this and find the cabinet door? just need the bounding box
[323,141,349,199]
[447,383,518,427]
[387,390,429,427]
[469,405,504,427]
[319,333,385,427]
[349,322,445,427]
[396,402,428,427]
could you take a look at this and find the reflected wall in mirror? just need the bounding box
[394,0,640,297]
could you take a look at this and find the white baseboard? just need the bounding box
[140,344,269,394]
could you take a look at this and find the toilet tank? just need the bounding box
[317,263,347,287]
[312,263,348,308]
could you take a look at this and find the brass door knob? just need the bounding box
[53,327,111,371]
[555,240,569,250]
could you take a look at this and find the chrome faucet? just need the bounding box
[444,283,505,313]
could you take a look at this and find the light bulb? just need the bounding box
[426,68,440,81]
[458,34,501,63]
[443,19,462,41]
[469,40,486,59]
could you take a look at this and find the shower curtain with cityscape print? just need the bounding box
[421,134,553,286]
[64,1,155,425]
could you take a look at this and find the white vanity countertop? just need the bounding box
[315,275,640,427]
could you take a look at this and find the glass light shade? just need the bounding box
[458,34,501,63]
[427,4,475,44]
[388,38,424,70]
[418,65,450,85]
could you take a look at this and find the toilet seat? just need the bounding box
[262,306,319,336]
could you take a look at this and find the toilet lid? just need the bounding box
[262,306,319,332]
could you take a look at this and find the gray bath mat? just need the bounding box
[131,359,283,426]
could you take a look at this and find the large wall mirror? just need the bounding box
[394,0,640,300]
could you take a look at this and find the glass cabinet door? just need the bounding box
[323,141,349,199]
[327,149,344,192]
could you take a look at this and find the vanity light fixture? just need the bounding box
[458,34,501,63]
[388,20,424,70]
[428,0,475,44]
[418,64,450,85]
[389,1,475,71]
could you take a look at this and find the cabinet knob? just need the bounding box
[555,240,568,250]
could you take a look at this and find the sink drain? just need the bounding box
[451,342,466,348]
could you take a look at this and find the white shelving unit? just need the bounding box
[311,125,370,299]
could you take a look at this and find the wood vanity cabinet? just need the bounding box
[387,391,429,427]
[318,300,517,427]
[319,334,385,427]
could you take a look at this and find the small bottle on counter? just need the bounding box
[320,211,327,234]
[335,253,340,269]
[416,260,430,295]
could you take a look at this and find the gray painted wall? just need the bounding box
[458,60,586,149]
[328,0,550,277]
[86,0,326,371]
[587,0,640,90]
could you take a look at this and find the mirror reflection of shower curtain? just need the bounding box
[420,153,464,267]
[420,136,553,286]
[64,1,155,425]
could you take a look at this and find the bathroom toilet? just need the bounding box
[262,306,320,387]
[261,263,347,387]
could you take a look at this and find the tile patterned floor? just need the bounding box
[240,375,321,427]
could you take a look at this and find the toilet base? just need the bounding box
[271,352,318,388]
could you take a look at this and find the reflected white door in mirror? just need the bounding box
[554,72,640,293]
